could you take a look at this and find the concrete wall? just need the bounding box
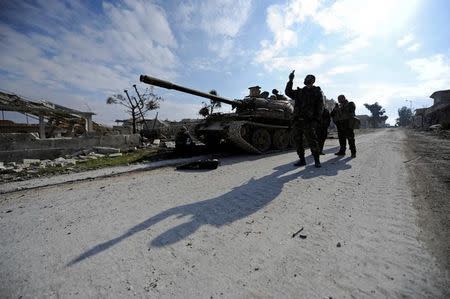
[0,133,141,162]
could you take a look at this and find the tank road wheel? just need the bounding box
[251,128,272,152]
[273,129,290,150]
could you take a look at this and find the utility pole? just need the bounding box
[405,100,412,110]
[405,100,413,127]
[123,89,138,133]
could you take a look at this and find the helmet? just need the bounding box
[304,74,315,85]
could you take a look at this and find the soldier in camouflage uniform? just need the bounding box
[175,126,195,154]
[331,95,356,157]
[285,71,324,167]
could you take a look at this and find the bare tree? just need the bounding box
[107,86,163,133]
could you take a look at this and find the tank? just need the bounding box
[140,75,294,153]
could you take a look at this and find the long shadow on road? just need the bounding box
[68,154,351,266]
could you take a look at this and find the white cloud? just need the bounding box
[255,0,315,66]
[315,0,419,38]
[397,34,414,47]
[406,43,421,52]
[326,64,368,76]
[397,33,420,52]
[156,99,203,122]
[208,38,235,59]
[407,54,450,83]
[269,53,331,73]
[0,0,180,124]
[176,0,252,59]
[177,0,252,38]
[256,0,421,70]
[339,37,370,53]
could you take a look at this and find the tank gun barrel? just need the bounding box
[140,75,237,106]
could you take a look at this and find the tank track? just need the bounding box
[227,121,290,154]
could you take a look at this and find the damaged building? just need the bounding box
[0,91,140,162]
[413,89,450,128]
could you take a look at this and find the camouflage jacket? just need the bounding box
[285,80,324,122]
[331,101,356,121]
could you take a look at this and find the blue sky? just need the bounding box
[1,0,449,125]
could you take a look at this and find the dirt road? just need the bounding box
[1,129,448,298]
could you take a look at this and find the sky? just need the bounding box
[1,0,449,126]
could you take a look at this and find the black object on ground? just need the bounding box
[292,227,304,238]
[176,159,220,170]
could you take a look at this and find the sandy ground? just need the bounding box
[0,129,448,298]
[404,129,450,272]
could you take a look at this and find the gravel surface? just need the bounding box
[0,129,448,298]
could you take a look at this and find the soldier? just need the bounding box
[285,71,324,167]
[318,108,331,155]
[175,126,195,154]
[270,89,283,101]
[331,95,356,157]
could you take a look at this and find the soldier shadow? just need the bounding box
[67,156,350,266]
[67,163,297,265]
[299,155,352,180]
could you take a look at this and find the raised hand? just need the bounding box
[289,70,295,81]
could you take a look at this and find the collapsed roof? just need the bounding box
[0,90,94,121]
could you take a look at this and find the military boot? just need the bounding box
[313,154,321,168]
[349,139,356,158]
[294,156,306,166]
[334,148,345,156]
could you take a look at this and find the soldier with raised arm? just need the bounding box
[285,71,324,168]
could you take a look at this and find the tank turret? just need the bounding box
[139,74,294,153]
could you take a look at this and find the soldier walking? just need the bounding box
[285,71,324,168]
[331,95,357,157]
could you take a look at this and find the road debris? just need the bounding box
[176,159,219,170]
[292,227,304,238]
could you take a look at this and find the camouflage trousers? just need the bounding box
[292,120,320,158]
[336,120,356,153]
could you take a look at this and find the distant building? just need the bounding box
[430,90,450,106]
[412,89,450,128]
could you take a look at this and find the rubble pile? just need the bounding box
[0,147,129,181]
